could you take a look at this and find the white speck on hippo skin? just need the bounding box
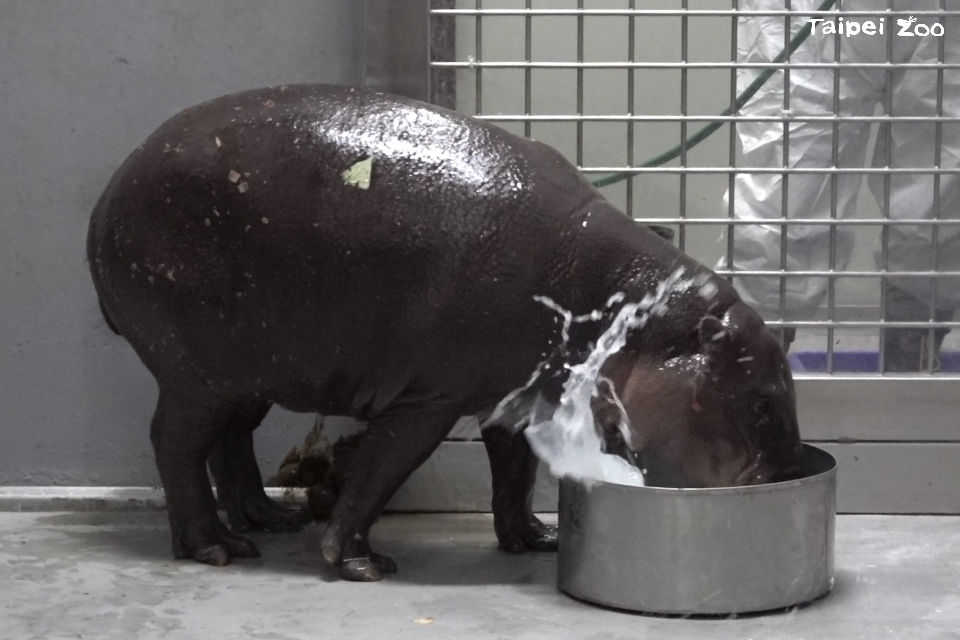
[238,182,249,193]
[245,225,251,232]
[165,269,175,282]
[215,136,222,147]
[698,281,719,299]
[213,208,220,217]
[261,217,269,224]
[228,170,241,183]
[204,219,211,226]
[737,356,754,363]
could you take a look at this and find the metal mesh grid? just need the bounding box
[429,1,960,376]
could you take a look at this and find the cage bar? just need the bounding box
[727,0,738,280]
[679,0,689,253]
[929,0,947,373]
[576,0,584,169]
[430,9,960,17]
[827,0,842,373]
[779,0,792,349]
[626,0,635,219]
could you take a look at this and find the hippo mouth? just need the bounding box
[766,461,806,483]
[735,456,806,486]
[634,448,805,488]
[734,462,769,486]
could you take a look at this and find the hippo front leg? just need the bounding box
[207,402,306,533]
[320,402,464,582]
[481,424,558,553]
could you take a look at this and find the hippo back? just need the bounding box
[86,84,671,415]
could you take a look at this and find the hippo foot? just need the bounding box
[172,522,261,566]
[322,527,397,582]
[339,553,398,582]
[496,517,559,554]
[369,552,398,574]
[225,493,306,534]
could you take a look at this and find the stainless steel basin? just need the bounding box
[557,444,837,615]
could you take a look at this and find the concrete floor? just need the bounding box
[1,512,959,640]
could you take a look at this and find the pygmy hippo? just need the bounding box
[87,84,802,582]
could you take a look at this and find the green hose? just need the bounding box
[591,0,837,189]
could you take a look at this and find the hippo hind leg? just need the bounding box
[208,402,306,533]
[481,424,558,553]
[150,390,261,566]
[320,402,464,582]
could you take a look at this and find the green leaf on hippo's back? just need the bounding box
[341,156,373,190]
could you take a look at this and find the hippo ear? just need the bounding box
[698,315,731,353]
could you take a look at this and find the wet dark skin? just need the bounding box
[87,84,802,582]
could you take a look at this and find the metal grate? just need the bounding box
[429,0,960,377]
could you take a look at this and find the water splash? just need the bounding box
[489,267,711,488]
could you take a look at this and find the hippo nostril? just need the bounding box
[734,462,763,486]
[770,464,804,483]
[625,447,642,471]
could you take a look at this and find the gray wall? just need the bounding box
[0,1,364,484]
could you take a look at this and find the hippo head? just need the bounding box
[597,302,803,488]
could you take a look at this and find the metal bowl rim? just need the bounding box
[563,443,836,497]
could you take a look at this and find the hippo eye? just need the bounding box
[753,398,773,415]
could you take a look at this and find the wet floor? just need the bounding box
[1,511,958,639]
